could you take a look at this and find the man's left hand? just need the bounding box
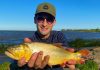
[61,48,76,70]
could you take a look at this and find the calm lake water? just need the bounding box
[0,30,100,64]
[0,30,100,44]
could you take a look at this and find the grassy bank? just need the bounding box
[76,60,99,70]
[68,39,100,50]
[0,62,10,70]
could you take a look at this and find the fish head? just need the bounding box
[5,44,32,61]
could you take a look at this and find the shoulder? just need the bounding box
[51,30,66,40]
[51,30,64,36]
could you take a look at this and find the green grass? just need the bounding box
[68,39,100,50]
[76,60,99,70]
[0,62,11,70]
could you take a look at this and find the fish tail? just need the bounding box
[78,49,91,64]
[75,49,90,64]
[78,49,90,57]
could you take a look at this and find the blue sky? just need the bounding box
[0,0,100,31]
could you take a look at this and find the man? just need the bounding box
[10,2,76,70]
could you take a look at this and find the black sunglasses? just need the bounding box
[35,13,55,23]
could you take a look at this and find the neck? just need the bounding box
[37,31,50,39]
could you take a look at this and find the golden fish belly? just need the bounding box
[26,42,71,65]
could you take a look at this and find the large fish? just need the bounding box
[5,42,89,65]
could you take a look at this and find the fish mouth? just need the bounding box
[5,51,18,60]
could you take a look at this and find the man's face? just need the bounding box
[35,13,56,36]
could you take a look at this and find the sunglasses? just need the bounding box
[35,15,55,23]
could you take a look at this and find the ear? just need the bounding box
[52,19,56,25]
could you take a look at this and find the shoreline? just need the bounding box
[0,54,12,64]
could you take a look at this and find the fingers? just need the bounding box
[24,38,32,43]
[41,55,50,69]
[66,65,75,70]
[65,60,76,70]
[67,59,76,65]
[34,51,43,69]
[28,52,38,68]
[17,51,49,69]
[18,57,26,67]
[61,59,76,69]
[27,51,49,69]
[60,62,66,68]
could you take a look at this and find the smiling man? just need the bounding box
[10,2,76,70]
[35,12,56,39]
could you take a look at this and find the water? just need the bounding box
[0,54,13,64]
[0,30,100,64]
[64,31,100,41]
[0,31,34,44]
[0,30,100,44]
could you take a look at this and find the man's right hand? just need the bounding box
[18,51,50,69]
[17,38,50,69]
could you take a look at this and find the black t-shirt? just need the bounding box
[10,31,69,70]
[30,31,69,47]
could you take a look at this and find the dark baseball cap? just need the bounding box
[35,2,56,17]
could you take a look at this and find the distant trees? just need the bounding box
[61,28,100,32]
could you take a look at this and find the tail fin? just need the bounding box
[77,49,90,64]
[78,49,90,57]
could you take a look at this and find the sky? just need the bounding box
[0,0,100,31]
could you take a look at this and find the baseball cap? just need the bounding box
[35,2,56,17]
